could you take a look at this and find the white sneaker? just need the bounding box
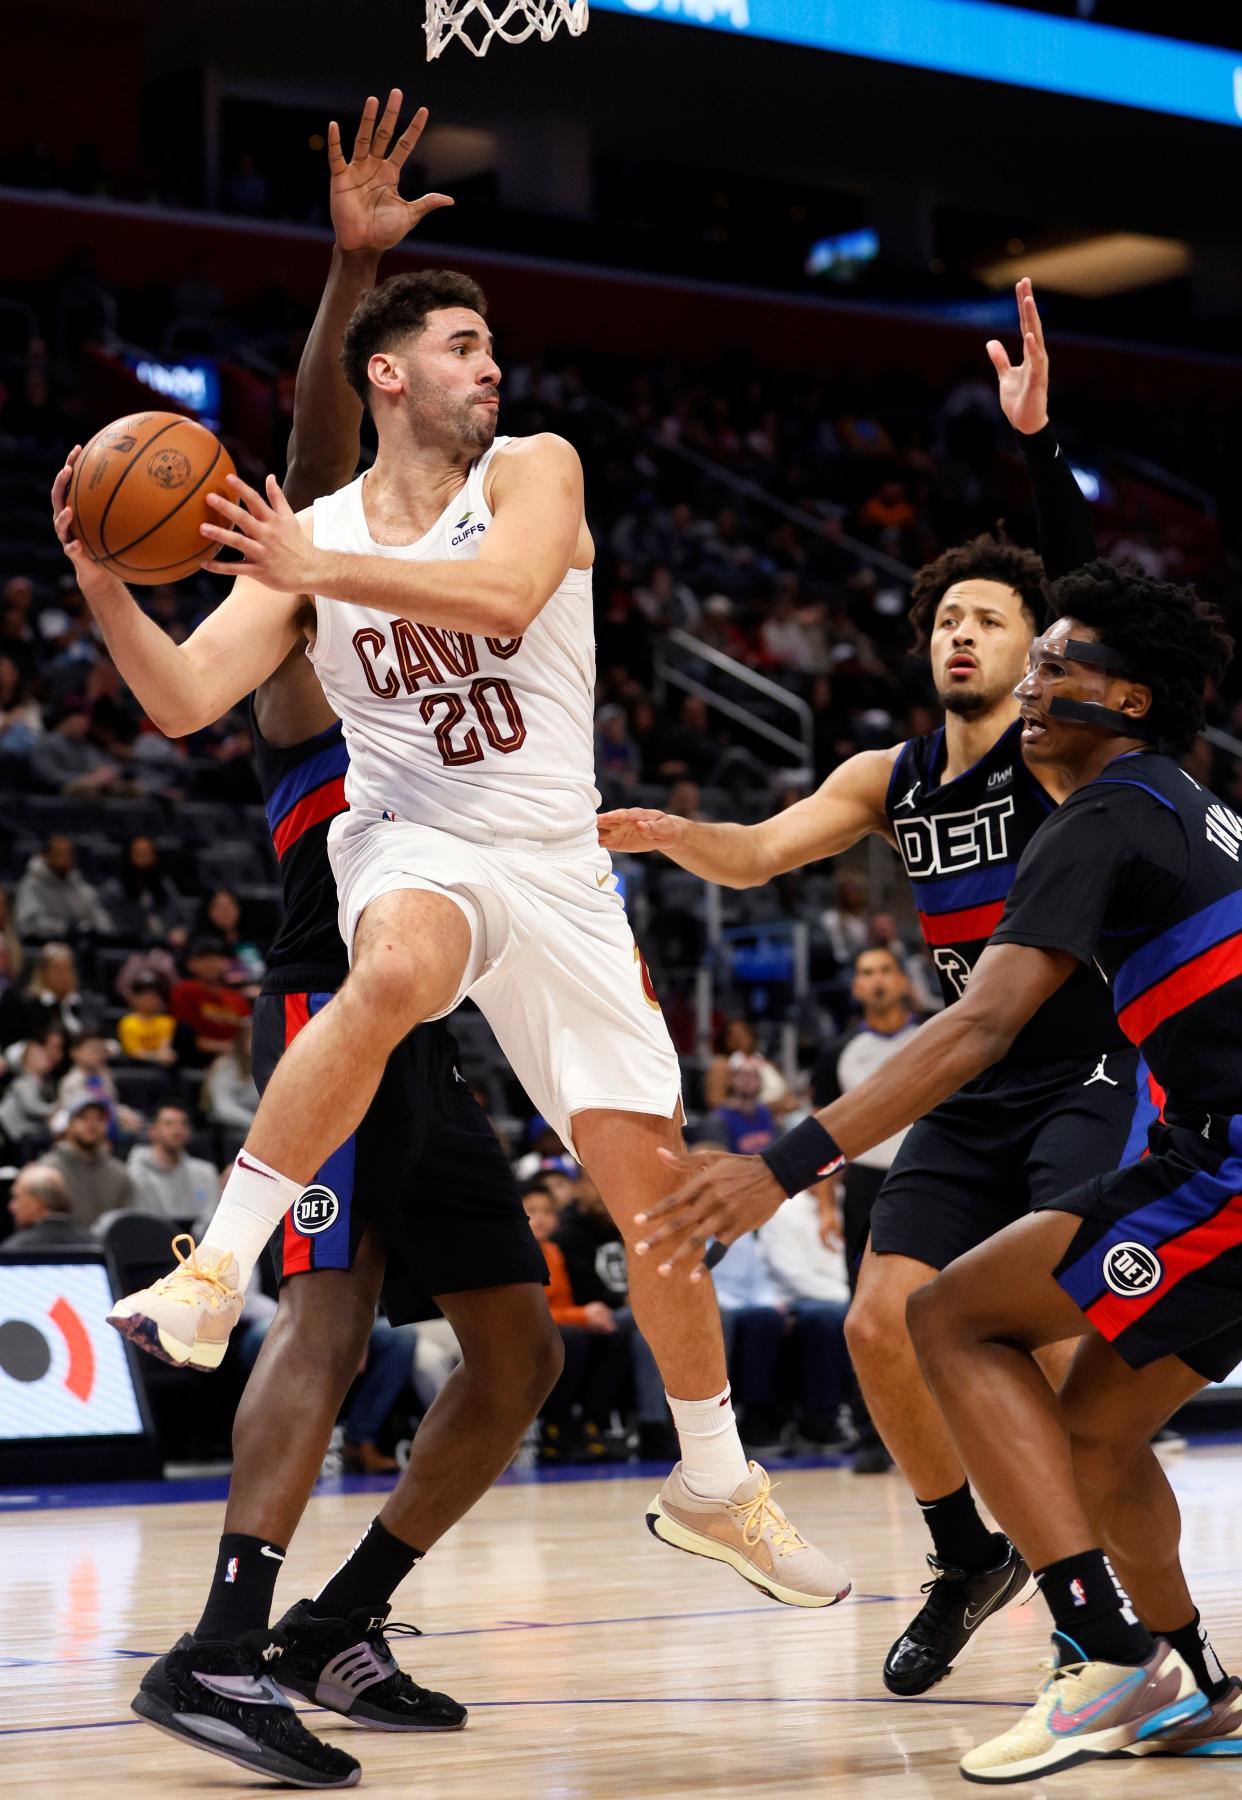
[646,1461,851,1607]
[107,1234,243,1371]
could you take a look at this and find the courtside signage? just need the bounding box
[594,0,1242,129]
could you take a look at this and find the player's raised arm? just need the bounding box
[284,89,451,511]
[204,434,583,639]
[989,276,1095,581]
[598,745,900,887]
[52,452,304,737]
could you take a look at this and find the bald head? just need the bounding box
[9,1164,71,1228]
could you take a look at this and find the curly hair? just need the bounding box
[340,270,488,407]
[907,529,1049,654]
[1049,558,1233,752]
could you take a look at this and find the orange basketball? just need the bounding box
[68,411,237,586]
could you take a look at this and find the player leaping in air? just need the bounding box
[52,112,847,1616]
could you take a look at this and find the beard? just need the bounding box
[940,686,991,717]
[405,375,498,453]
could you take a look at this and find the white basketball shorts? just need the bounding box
[328,813,682,1157]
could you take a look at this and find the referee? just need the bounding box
[812,945,921,1472]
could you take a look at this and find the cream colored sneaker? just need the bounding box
[960,1641,1207,1784]
[107,1234,243,1371]
[1128,1673,1242,1758]
[646,1461,851,1608]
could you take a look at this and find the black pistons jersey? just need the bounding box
[252,704,350,996]
[886,718,1125,1065]
[995,751,1242,1120]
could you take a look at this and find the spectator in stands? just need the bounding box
[127,1104,218,1222]
[0,1036,58,1152]
[193,889,265,986]
[58,1031,128,1124]
[39,1096,134,1226]
[14,836,112,941]
[0,1164,91,1254]
[202,1020,260,1132]
[594,705,640,792]
[650,694,719,783]
[117,977,177,1065]
[170,936,251,1067]
[29,708,128,799]
[703,1017,791,1113]
[665,776,703,824]
[0,655,42,760]
[103,836,185,945]
[0,889,22,986]
[17,943,101,1040]
[115,944,180,1008]
[709,1226,787,1455]
[523,1178,629,1463]
[702,1055,778,1156]
[760,1187,853,1449]
[820,869,870,968]
[554,1168,673,1460]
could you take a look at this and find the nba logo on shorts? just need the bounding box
[224,1556,239,1584]
[293,1184,340,1236]
[1069,1577,1086,1607]
[1101,1241,1163,1298]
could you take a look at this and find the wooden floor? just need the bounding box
[7,1448,1242,1798]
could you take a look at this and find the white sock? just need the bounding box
[666,1384,750,1499]
[199,1151,303,1288]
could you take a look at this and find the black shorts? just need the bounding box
[870,1048,1149,1271]
[1048,1116,1242,1384]
[842,1163,887,1276]
[251,990,545,1326]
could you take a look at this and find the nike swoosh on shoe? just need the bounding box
[1049,1670,1146,1735]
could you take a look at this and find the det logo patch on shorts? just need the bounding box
[1102,1241,1163,1298]
[292,1184,341,1236]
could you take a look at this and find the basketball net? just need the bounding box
[425,0,588,58]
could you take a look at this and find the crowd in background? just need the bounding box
[1,233,1239,1477]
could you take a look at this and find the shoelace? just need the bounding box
[728,1469,807,1558]
[906,1557,969,1643]
[153,1233,237,1310]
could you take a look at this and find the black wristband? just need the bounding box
[760,1117,846,1199]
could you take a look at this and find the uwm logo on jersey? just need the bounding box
[351,621,527,769]
[894,796,1016,877]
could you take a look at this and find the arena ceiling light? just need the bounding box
[976,233,1193,299]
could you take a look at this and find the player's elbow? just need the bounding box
[951,994,1017,1072]
[483,572,542,638]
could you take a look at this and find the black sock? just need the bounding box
[195,1533,287,1642]
[915,1482,1005,1574]
[310,1518,423,1620]
[1035,1549,1154,1666]
[1155,1610,1230,1701]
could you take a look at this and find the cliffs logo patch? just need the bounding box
[147,447,192,490]
[292,1184,340,1236]
[1102,1241,1162,1298]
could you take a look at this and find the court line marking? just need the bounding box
[0,1594,914,1669]
[0,1692,1027,1739]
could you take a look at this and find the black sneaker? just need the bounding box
[273,1600,467,1731]
[851,1442,893,1475]
[132,1631,360,1787]
[882,1540,1036,1696]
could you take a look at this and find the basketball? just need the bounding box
[68,411,236,586]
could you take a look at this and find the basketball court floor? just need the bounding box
[7,1446,1242,1797]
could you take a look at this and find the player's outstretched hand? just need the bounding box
[202,473,316,592]
[633,1146,786,1282]
[328,89,453,256]
[597,807,687,853]
[50,447,129,605]
[986,276,1050,436]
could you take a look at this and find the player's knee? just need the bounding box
[905,1277,952,1362]
[344,944,428,1035]
[846,1275,917,1368]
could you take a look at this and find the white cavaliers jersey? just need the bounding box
[307,437,599,841]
